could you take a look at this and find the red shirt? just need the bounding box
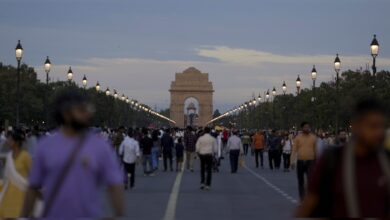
[308,148,389,218]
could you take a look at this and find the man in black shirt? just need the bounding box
[140,128,154,176]
[161,129,174,171]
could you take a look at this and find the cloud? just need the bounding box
[196,46,390,66]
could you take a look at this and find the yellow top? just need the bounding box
[0,150,32,218]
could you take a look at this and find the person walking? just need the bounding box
[140,128,154,176]
[291,122,317,200]
[241,132,251,156]
[175,138,184,171]
[151,130,161,171]
[196,127,218,190]
[184,126,197,172]
[252,130,265,168]
[267,130,282,170]
[295,99,390,218]
[22,90,124,218]
[118,128,140,190]
[282,133,293,172]
[113,126,125,154]
[161,129,174,171]
[0,129,32,218]
[227,130,244,173]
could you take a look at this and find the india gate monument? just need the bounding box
[169,67,214,128]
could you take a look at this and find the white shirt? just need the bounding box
[119,136,140,164]
[283,139,293,153]
[196,133,218,155]
[227,135,243,152]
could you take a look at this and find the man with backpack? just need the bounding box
[296,99,390,218]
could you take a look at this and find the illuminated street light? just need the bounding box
[282,81,287,95]
[95,81,100,91]
[334,54,341,133]
[67,66,73,81]
[296,75,301,95]
[82,75,87,88]
[15,40,23,125]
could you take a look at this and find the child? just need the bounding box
[175,137,184,171]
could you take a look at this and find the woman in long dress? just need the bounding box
[0,130,31,218]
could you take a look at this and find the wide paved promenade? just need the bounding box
[104,152,299,220]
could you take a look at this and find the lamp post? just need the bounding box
[105,88,110,96]
[311,65,317,130]
[265,90,270,129]
[15,40,23,125]
[95,81,100,92]
[251,98,257,129]
[257,94,262,129]
[370,34,379,89]
[82,75,87,89]
[44,56,51,85]
[44,56,51,126]
[295,75,301,131]
[296,75,301,95]
[113,90,118,99]
[334,54,341,134]
[282,81,287,130]
[67,66,73,82]
[272,87,276,128]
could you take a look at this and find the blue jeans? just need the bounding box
[143,154,153,174]
[151,147,160,170]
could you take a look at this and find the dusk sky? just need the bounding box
[1,0,390,112]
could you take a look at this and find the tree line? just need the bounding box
[0,62,170,129]
[215,69,390,133]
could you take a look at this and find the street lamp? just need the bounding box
[334,54,341,73]
[370,34,379,76]
[282,81,287,130]
[257,94,262,102]
[82,75,87,89]
[252,98,257,106]
[95,81,100,91]
[105,88,110,96]
[44,56,51,85]
[67,66,73,81]
[265,90,270,101]
[272,87,277,127]
[15,40,23,125]
[282,81,287,95]
[44,56,52,126]
[121,94,126,101]
[311,65,317,101]
[334,54,341,133]
[296,75,301,95]
[311,65,318,129]
[113,90,118,99]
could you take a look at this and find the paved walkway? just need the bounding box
[104,152,299,219]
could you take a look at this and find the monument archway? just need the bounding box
[170,67,214,128]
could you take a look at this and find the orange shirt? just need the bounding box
[252,133,265,149]
[291,133,317,161]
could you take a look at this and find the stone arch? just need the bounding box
[170,67,214,127]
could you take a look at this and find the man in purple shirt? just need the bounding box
[22,90,124,218]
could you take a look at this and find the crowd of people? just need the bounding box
[0,90,389,218]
